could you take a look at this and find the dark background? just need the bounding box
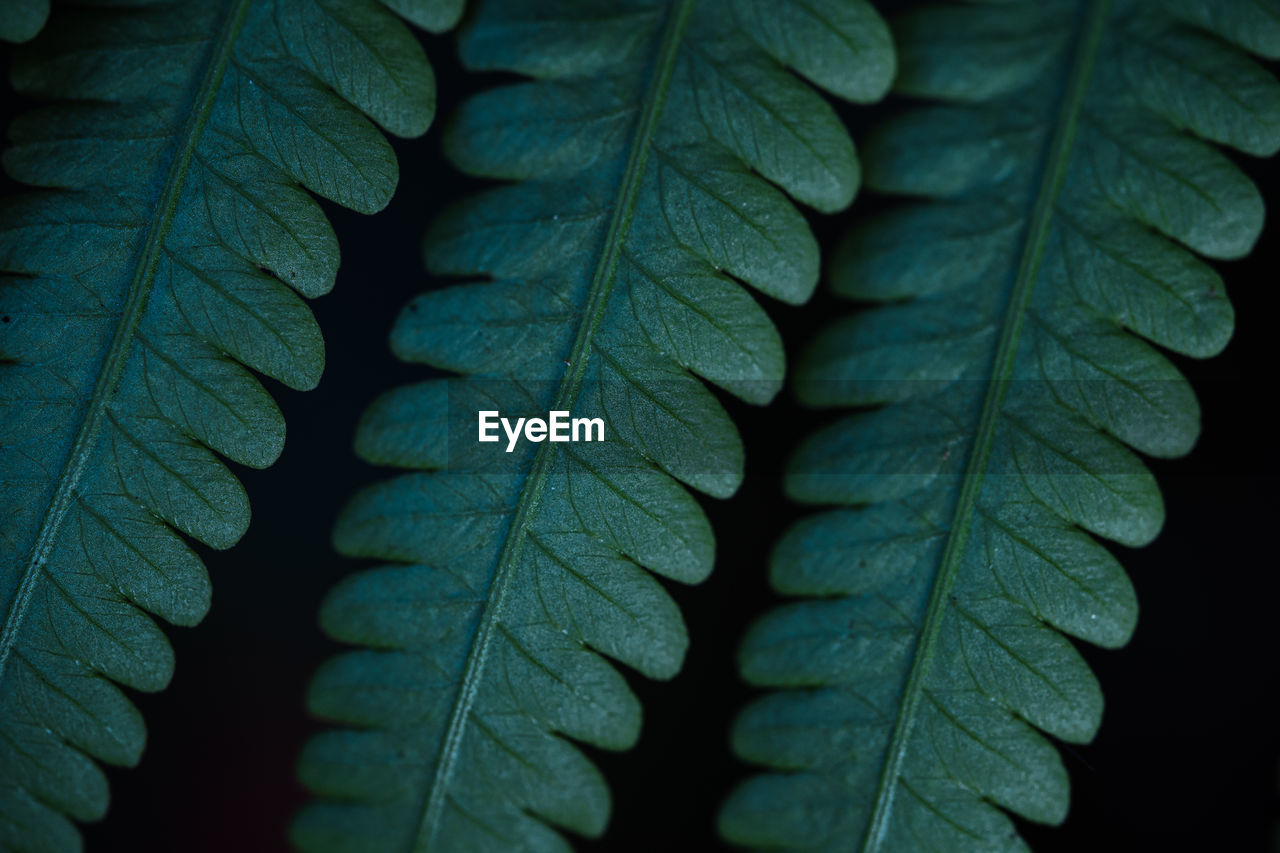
[3,13,1279,853]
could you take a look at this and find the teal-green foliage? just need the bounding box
[293,1,894,850]
[721,0,1280,850]
[0,0,49,43]
[0,1,441,849]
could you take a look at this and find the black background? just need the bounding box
[3,11,1279,853]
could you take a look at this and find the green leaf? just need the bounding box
[0,0,48,43]
[0,1,440,849]
[721,0,1279,850]
[293,0,893,850]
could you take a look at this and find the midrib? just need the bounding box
[0,0,252,682]
[858,2,1111,849]
[410,1,695,848]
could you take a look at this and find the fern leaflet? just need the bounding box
[0,1,441,849]
[720,0,1280,850]
[293,0,893,850]
[0,0,49,43]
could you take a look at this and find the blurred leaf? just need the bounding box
[0,0,48,43]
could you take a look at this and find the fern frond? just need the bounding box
[0,2,439,849]
[293,1,894,850]
[721,0,1280,850]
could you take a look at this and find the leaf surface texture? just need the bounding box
[0,1,439,849]
[720,0,1280,850]
[293,1,893,851]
